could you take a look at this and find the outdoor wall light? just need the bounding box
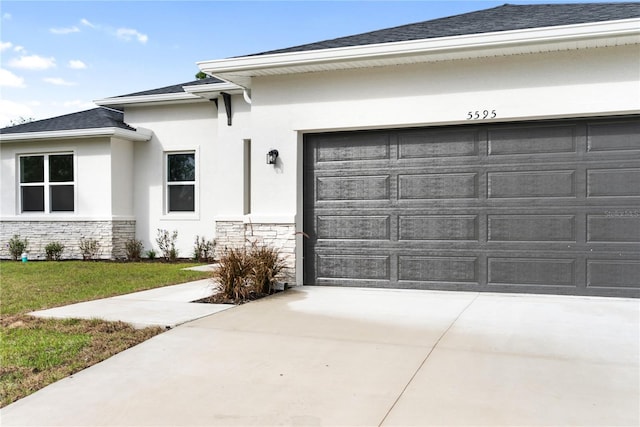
[266,149,279,165]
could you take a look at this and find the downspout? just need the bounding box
[243,89,252,105]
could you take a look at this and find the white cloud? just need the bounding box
[0,41,12,52]
[14,45,26,53]
[2,13,11,20]
[50,26,80,35]
[116,28,148,44]
[43,77,75,86]
[80,18,97,29]
[0,99,34,127]
[68,60,87,69]
[0,68,26,88]
[67,59,87,70]
[9,55,56,70]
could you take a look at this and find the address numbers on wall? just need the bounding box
[466,110,497,120]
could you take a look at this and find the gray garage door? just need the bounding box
[303,117,640,297]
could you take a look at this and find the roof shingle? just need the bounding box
[113,77,224,98]
[251,3,640,56]
[0,108,134,134]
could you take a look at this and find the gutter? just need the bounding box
[0,127,153,143]
[95,82,245,108]
[198,18,640,87]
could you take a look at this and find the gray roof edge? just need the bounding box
[0,107,135,135]
[246,2,640,56]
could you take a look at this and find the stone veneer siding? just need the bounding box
[0,220,135,260]
[215,221,296,284]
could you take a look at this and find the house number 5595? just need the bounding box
[467,110,497,120]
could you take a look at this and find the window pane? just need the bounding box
[168,185,194,212]
[50,185,74,212]
[20,156,44,183]
[168,153,195,182]
[22,186,44,212]
[49,154,73,182]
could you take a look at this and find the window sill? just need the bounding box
[160,213,200,221]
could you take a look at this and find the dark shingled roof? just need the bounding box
[114,77,224,98]
[251,3,640,56]
[0,107,134,134]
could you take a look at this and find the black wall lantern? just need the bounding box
[266,149,279,165]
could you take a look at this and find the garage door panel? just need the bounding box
[587,215,640,242]
[314,133,391,162]
[316,175,390,201]
[398,256,478,283]
[488,170,576,198]
[488,124,578,156]
[587,168,640,197]
[398,129,479,159]
[587,260,640,288]
[316,254,390,280]
[488,258,576,287]
[317,215,391,240]
[398,173,478,199]
[398,215,478,241]
[488,215,576,242]
[587,120,640,152]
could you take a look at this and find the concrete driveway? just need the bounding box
[2,286,638,426]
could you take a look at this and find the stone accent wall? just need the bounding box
[215,220,297,284]
[111,220,136,259]
[0,220,135,260]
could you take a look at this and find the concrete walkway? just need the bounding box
[3,286,639,426]
[30,279,232,329]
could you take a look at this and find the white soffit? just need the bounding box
[198,18,640,87]
[0,127,152,143]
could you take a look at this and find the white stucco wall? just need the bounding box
[110,137,134,218]
[240,45,639,220]
[125,102,224,258]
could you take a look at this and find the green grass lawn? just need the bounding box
[0,261,211,407]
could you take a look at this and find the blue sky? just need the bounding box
[0,0,632,126]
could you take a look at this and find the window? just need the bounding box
[166,152,195,212]
[19,153,74,213]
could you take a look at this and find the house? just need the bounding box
[1,3,639,297]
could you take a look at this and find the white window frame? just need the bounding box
[164,150,198,216]
[18,152,76,214]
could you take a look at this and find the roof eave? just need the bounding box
[198,18,640,87]
[182,81,244,98]
[95,92,205,108]
[0,127,153,143]
[94,82,245,108]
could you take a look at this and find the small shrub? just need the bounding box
[213,247,253,301]
[248,245,287,295]
[145,249,157,260]
[212,243,287,302]
[156,229,178,262]
[45,242,65,261]
[8,235,28,261]
[193,235,216,263]
[79,237,100,261]
[125,239,143,261]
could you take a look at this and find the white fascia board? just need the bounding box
[0,127,152,143]
[95,92,204,107]
[183,82,244,97]
[198,18,640,85]
[94,82,245,108]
